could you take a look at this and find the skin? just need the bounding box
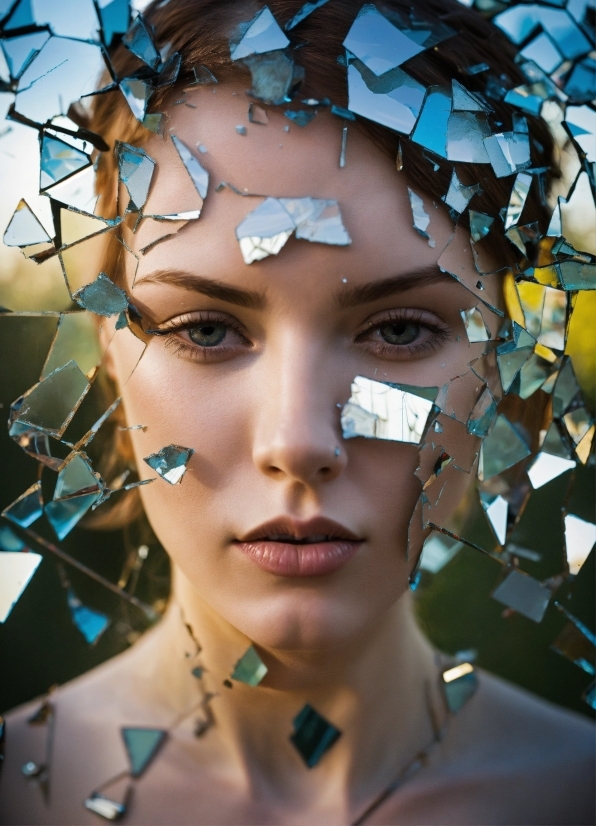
[1,86,593,825]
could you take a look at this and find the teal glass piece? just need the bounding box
[290,704,341,768]
[0,551,43,623]
[553,358,580,416]
[504,172,532,229]
[346,60,425,135]
[342,5,423,76]
[491,568,551,623]
[497,345,534,392]
[117,142,155,211]
[443,170,480,214]
[469,211,494,243]
[231,645,268,686]
[122,14,161,70]
[119,78,152,122]
[143,444,194,485]
[467,386,497,438]
[504,87,543,117]
[520,31,563,74]
[1,482,43,529]
[451,79,490,113]
[16,360,90,438]
[0,525,25,552]
[330,104,355,121]
[241,50,296,106]
[584,682,596,710]
[73,273,128,317]
[411,87,451,159]
[556,261,596,290]
[447,112,491,163]
[535,6,591,61]
[40,134,91,191]
[1,31,50,79]
[121,728,167,777]
[3,199,51,247]
[3,0,35,30]
[171,136,209,199]
[54,453,101,500]
[284,109,316,127]
[67,590,109,644]
[565,58,596,103]
[230,6,289,61]
[284,0,330,31]
[97,0,130,48]
[442,662,478,712]
[480,414,531,480]
[45,492,101,540]
[484,132,531,178]
[115,311,128,330]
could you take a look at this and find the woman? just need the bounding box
[0,0,594,823]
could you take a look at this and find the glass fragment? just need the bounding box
[407,187,434,247]
[3,199,51,247]
[451,79,490,113]
[339,123,348,168]
[479,414,531,479]
[121,728,167,777]
[16,360,90,438]
[447,112,491,163]
[231,645,268,686]
[479,492,508,545]
[564,105,595,163]
[119,78,152,121]
[143,444,194,485]
[122,13,161,69]
[342,5,423,76]
[411,87,451,158]
[484,132,531,178]
[84,793,127,822]
[281,197,351,245]
[248,103,269,124]
[236,197,296,263]
[419,531,463,573]
[0,525,25,552]
[67,589,109,644]
[45,493,102,540]
[346,60,425,135]
[284,0,330,31]
[467,386,497,438]
[171,135,209,199]
[0,551,43,623]
[45,165,98,215]
[117,142,155,212]
[1,482,43,529]
[185,65,218,87]
[504,172,532,229]
[97,0,130,48]
[241,50,297,106]
[521,31,563,74]
[73,274,128,317]
[564,514,596,575]
[284,109,316,127]
[230,6,289,61]
[290,704,341,768]
[469,211,494,243]
[551,622,595,675]
[1,31,50,79]
[443,170,479,214]
[492,568,551,623]
[553,358,580,416]
[461,306,490,343]
[40,134,91,191]
[442,661,478,712]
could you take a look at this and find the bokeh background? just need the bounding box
[0,36,594,718]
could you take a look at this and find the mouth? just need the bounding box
[233,517,364,577]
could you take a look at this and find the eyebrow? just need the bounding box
[135,270,267,310]
[336,265,457,309]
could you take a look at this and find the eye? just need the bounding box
[377,321,421,346]
[356,309,450,360]
[150,311,252,362]
[187,321,228,347]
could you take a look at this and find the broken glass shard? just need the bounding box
[121,728,167,777]
[341,376,436,444]
[122,14,160,70]
[492,568,551,623]
[340,123,348,168]
[290,704,341,768]
[461,306,490,343]
[280,198,351,245]
[528,429,575,489]
[171,135,209,199]
[84,793,127,821]
[3,199,51,247]
[469,211,494,243]
[411,87,451,158]
[442,662,478,712]
[119,78,153,122]
[284,0,330,30]
[241,50,297,106]
[484,132,531,178]
[1,482,43,529]
[67,589,109,644]
[230,6,289,61]
[504,172,532,230]
[479,492,508,545]
[45,166,98,215]
[443,170,479,214]
[284,109,316,127]
[231,645,268,686]
[0,526,25,552]
[564,514,596,575]
[54,453,102,501]
[40,134,91,191]
[59,209,113,251]
[73,273,128,317]
[451,79,490,113]
[1,31,50,79]
[553,358,580,416]
[467,386,497,438]
[346,61,425,134]
[0,552,43,623]
[407,187,433,247]
[521,31,563,74]
[248,103,269,124]
[117,142,155,212]
[236,197,295,264]
[479,414,531,479]
[419,531,463,573]
[447,112,491,163]
[564,407,594,447]
[45,493,101,540]
[16,361,90,438]
[564,105,595,163]
[342,5,423,76]
[143,444,194,485]
[97,0,130,48]
[551,622,595,675]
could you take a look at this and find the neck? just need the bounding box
[144,564,445,816]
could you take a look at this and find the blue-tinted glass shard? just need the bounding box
[3,199,51,247]
[504,86,543,117]
[492,569,551,623]
[280,198,351,245]
[284,109,316,127]
[520,31,562,74]
[171,136,209,199]
[461,306,490,343]
[342,5,423,77]
[186,64,218,86]
[230,6,289,61]
[3,0,34,30]
[480,414,531,479]
[564,58,596,103]
[0,552,43,623]
[73,273,128,317]
[447,112,490,163]
[231,645,268,686]
[411,87,451,158]
[236,196,295,240]
[443,171,479,214]
[407,187,433,246]
[346,60,425,134]
[536,7,591,61]
[493,5,541,44]
[290,704,341,768]
[155,51,181,88]
[122,14,160,70]
[467,386,497,438]
[241,50,295,105]
[451,79,490,113]
[116,142,154,211]
[143,444,194,485]
[0,525,26,552]
[40,134,91,191]
[469,211,494,243]
[484,132,531,178]
[54,453,101,500]
[119,78,153,121]
[67,589,109,644]
[97,0,131,48]
[45,492,100,540]
[284,0,330,31]
[1,482,43,529]
[330,104,355,121]
[16,360,90,438]
[1,31,50,79]
[121,728,167,777]
[442,663,478,712]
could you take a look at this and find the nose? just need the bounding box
[251,337,348,486]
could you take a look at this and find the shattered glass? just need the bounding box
[461,306,491,343]
[492,568,552,623]
[407,187,434,247]
[290,704,341,768]
[0,551,43,622]
[411,87,451,159]
[443,171,479,214]
[40,134,91,192]
[121,728,167,777]
[67,589,110,644]
[469,211,494,243]
[346,60,425,135]
[122,14,161,70]
[343,5,424,76]
[484,132,531,178]
[284,0,330,31]
[73,274,128,317]
[84,793,128,822]
[14,360,90,438]
[447,112,491,164]
[564,515,596,576]
[504,172,532,230]
[479,414,531,479]
[284,109,316,127]
[442,662,478,712]
[230,6,289,61]
[527,424,576,489]
[231,645,268,686]
[171,135,209,199]
[143,444,194,485]
[117,142,155,212]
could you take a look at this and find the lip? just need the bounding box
[233,516,364,577]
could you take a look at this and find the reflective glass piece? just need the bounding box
[54,453,102,500]
[527,427,576,489]
[280,197,351,245]
[1,31,50,79]
[491,568,551,623]
[447,112,490,163]
[236,125,247,135]
[16,360,90,438]
[342,5,423,76]
[520,31,563,73]
[45,492,101,540]
[39,134,90,192]
[407,187,433,247]
[442,662,478,712]
[479,492,508,545]
[236,197,295,264]
[185,65,218,87]
[419,531,463,573]
[230,7,289,61]
[73,273,128,317]
[284,109,316,127]
[231,645,268,686]
[84,793,127,822]
[479,414,531,479]
[290,704,341,768]
[484,132,531,178]
[241,50,296,106]
[3,199,51,247]
[119,78,152,121]
[284,0,330,30]
[143,444,194,485]
[3,0,35,30]
[59,209,113,250]
[121,728,167,777]
[97,0,130,48]
[564,514,596,576]
[565,105,595,163]
[469,211,494,243]
[444,170,479,214]
[248,103,269,124]
[461,306,491,344]
[346,61,425,135]
[551,622,595,676]
[0,551,43,623]
[45,166,98,215]
[171,135,209,199]
[504,172,532,229]
[553,358,580,416]
[341,376,436,444]
[1,481,43,529]
[21,761,44,777]
[117,142,155,212]
[411,87,451,158]
[0,525,25,552]
[451,79,490,113]
[467,386,497,438]
[122,14,161,70]
[67,589,109,644]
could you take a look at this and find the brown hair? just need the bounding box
[86,0,556,527]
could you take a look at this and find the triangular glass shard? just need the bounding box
[40,134,91,191]
[467,386,497,438]
[122,14,160,69]
[528,452,576,489]
[564,515,596,576]
[16,360,90,438]
[117,142,155,212]
[236,197,295,264]
[342,5,423,76]
[84,792,127,821]
[551,622,595,676]
[59,209,111,249]
[45,492,101,540]
[143,444,194,485]
[484,132,531,178]
[3,0,35,30]
[443,170,479,214]
[504,172,532,229]
[553,358,580,416]
[411,87,451,159]
[45,166,98,215]
[563,407,594,447]
[461,306,490,343]
[231,645,268,686]
[451,79,489,112]
[491,568,551,623]
[346,60,425,135]
[3,199,51,247]
[1,482,43,529]
[0,552,43,623]
[479,492,508,545]
[290,704,341,768]
[171,136,209,199]
[54,453,102,500]
[67,589,109,644]
[230,6,289,61]
[469,210,494,243]
[1,31,50,79]
[407,187,433,246]
[97,0,130,48]
[119,77,153,121]
[280,198,350,245]
[447,112,491,163]
[419,531,463,573]
[442,661,478,712]
[284,0,330,31]
[121,728,167,777]
[42,312,102,379]
[497,345,534,392]
[248,103,269,124]
[0,525,26,552]
[479,414,531,480]
[73,273,128,317]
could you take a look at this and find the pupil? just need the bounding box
[380,321,419,346]
[188,323,226,347]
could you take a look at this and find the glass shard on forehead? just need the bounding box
[236,197,295,254]
[0,552,43,623]
[231,645,268,686]
[280,198,351,245]
[67,589,109,644]
[443,170,479,214]
[15,360,90,438]
[241,50,297,106]
[284,0,330,31]
[447,112,491,163]
[117,142,155,212]
[564,514,596,576]
[451,79,491,113]
[1,481,43,529]
[346,60,425,134]
[290,704,341,769]
[341,376,436,444]
[3,199,51,247]
[342,5,423,76]
[484,132,531,178]
[143,444,194,485]
[479,414,531,480]
[121,728,167,777]
[411,87,451,159]
[284,109,316,127]
[40,134,91,191]
[123,13,160,69]
[230,6,289,61]
[491,568,551,623]
[73,274,128,317]
[407,187,434,247]
[504,172,532,230]
[171,136,209,200]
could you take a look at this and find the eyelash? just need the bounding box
[152,309,450,363]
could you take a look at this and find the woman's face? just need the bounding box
[106,84,503,651]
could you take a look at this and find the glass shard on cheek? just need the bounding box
[143,444,195,485]
[230,646,268,686]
